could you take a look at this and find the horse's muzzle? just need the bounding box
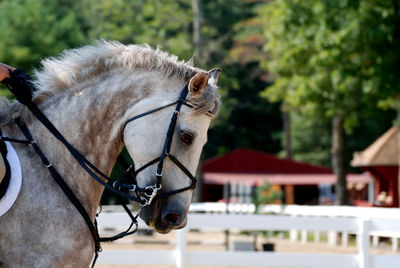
[140,198,188,234]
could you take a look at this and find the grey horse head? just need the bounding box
[124,68,221,233]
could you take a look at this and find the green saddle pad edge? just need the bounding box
[0,154,5,185]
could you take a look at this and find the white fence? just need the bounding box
[190,203,400,250]
[97,204,400,268]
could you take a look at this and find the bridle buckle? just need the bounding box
[139,184,162,207]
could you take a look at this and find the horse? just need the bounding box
[0,40,221,267]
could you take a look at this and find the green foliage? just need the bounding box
[203,0,283,158]
[204,63,282,158]
[360,0,400,107]
[289,112,331,167]
[287,107,396,169]
[258,0,400,174]
[253,182,283,211]
[260,0,400,123]
[0,0,87,70]
[260,0,369,127]
[85,0,194,59]
[0,0,88,96]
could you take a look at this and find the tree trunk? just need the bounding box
[192,0,201,64]
[397,94,400,207]
[394,0,400,207]
[332,116,348,205]
[283,112,292,159]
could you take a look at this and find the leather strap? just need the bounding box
[123,86,197,199]
[14,117,102,254]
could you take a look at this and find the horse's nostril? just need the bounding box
[163,212,181,225]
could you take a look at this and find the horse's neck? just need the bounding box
[13,75,162,217]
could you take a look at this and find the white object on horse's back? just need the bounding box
[0,141,22,216]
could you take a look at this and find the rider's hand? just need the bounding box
[0,63,16,82]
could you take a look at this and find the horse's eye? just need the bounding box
[180,130,193,145]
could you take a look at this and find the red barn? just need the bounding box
[352,126,399,207]
[202,149,371,205]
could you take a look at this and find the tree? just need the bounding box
[84,0,195,59]
[203,0,282,158]
[259,0,382,205]
[0,0,87,70]
[357,0,400,206]
[287,104,395,171]
[289,112,331,166]
[0,0,90,97]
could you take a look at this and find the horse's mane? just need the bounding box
[33,40,199,103]
[0,40,220,124]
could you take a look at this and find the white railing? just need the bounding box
[189,203,400,219]
[96,204,400,268]
[189,203,400,249]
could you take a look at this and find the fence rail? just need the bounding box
[190,203,400,249]
[97,204,400,268]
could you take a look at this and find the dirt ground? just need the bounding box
[96,229,397,268]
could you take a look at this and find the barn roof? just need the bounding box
[203,149,332,174]
[351,126,398,167]
[203,149,371,186]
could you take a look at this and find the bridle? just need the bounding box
[1,69,211,266]
[4,70,201,205]
[114,84,198,206]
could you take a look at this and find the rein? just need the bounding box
[1,69,199,267]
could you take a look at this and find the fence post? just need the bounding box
[357,217,370,268]
[290,229,298,242]
[392,237,398,252]
[341,231,349,247]
[314,231,320,243]
[328,231,337,246]
[301,230,307,244]
[372,235,379,247]
[176,228,187,268]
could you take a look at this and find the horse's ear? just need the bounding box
[208,68,222,86]
[188,72,210,99]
